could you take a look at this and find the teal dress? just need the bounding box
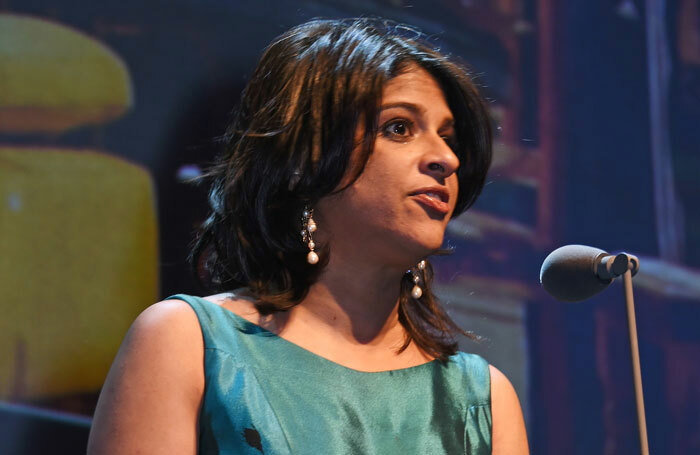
[170,294,492,455]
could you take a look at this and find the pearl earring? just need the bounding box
[301,206,319,264]
[411,260,426,299]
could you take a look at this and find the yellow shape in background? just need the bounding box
[0,147,158,399]
[0,14,133,133]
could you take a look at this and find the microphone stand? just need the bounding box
[541,246,651,453]
[599,253,649,454]
[622,267,649,455]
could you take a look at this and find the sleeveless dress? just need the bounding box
[170,294,492,455]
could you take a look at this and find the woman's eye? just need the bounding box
[390,122,408,135]
[382,120,412,138]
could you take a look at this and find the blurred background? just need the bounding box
[1,0,699,453]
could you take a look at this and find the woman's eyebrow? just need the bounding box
[379,101,424,115]
[380,102,455,130]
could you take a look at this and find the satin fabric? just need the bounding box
[171,294,492,455]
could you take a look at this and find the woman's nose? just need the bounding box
[422,135,460,178]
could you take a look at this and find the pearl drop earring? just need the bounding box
[411,260,426,299]
[301,206,319,264]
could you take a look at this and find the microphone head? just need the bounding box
[540,244,613,302]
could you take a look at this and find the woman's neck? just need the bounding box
[279,255,409,348]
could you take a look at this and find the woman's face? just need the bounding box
[316,66,460,268]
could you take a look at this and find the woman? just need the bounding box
[88,18,528,454]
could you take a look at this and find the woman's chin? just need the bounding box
[407,232,447,256]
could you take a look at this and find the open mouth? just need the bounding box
[409,187,450,215]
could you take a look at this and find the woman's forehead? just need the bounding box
[380,67,453,121]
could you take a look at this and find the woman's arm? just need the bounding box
[87,300,205,454]
[489,364,529,455]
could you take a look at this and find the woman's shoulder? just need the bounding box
[114,292,263,385]
[128,298,203,351]
[165,291,268,327]
[119,297,208,375]
[443,351,491,404]
[448,351,491,383]
[487,363,529,454]
[155,292,281,356]
[118,294,237,367]
[447,352,520,407]
[87,298,206,453]
[450,350,488,368]
[442,354,528,452]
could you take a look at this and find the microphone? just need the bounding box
[540,244,639,302]
[540,244,648,455]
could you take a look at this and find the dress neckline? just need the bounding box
[205,296,444,375]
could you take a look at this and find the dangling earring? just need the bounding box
[411,260,426,299]
[301,205,319,264]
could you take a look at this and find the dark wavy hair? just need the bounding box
[190,18,492,361]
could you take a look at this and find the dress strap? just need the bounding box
[454,352,491,407]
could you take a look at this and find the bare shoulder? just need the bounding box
[134,298,203,338]
[87,300,205,454]
[489,364,529,455]
[117,299,206,370]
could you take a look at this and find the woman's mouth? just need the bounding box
[409,187,450,215]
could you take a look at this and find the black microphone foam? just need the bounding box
[540,244,613,302]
